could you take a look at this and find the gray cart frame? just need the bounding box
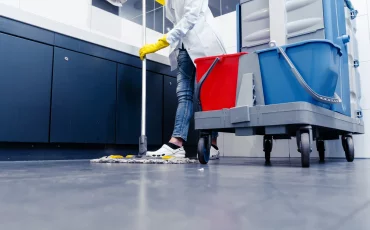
[193,51,364,167]
[194,102,364,167]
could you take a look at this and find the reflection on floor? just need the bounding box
[0,158,369,230]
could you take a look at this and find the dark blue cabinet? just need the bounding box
[163,76,198,146]
[0,33,53,143]
[50,48,116,144]
[116,64,163,145]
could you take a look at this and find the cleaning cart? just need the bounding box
[194,0,364,167]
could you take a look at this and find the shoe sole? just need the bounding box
[147,154,186,158]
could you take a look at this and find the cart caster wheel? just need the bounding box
[198,136,211,164]
[342,135,355,162]
[263,135,273,163]
[299,133,311,168]
[316,139,325,163]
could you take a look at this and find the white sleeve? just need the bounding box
[106,0,126,7]
[166,0,205,47]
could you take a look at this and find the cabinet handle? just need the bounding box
[65,57,69,61]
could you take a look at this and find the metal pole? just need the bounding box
[139,0,147,156]
[162,6,165,34]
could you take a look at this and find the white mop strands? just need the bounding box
[90,155,198,164]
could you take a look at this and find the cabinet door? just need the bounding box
[50,48,116,144]
[0,33,53,142]
[116,64,163,145]
[163,76,198,146]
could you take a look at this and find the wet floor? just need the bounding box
[0,158,369,230]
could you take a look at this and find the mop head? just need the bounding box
[90,155,198,164]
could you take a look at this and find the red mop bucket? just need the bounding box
[195,52,247,111]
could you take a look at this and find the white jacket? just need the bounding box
[165,0,227,71]
[106,0,127,7]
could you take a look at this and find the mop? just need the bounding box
[91,155,198,164]
[91,0,197,164]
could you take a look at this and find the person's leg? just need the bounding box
[169,50,221,159]
[212,132,218,146]
[147,48,221,159]
[210,131,220,159]
[146,48,194,157]
[170,49,196,146]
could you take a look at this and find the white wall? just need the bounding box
[215,2,370,159]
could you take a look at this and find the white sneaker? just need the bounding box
[210,146,220,160]
[146,144,186,158]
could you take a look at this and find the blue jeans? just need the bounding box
[172,48,218,142]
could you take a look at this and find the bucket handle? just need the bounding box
[275,44,342,104]
[195,57,220,111]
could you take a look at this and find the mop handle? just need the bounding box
[141,0,147,137]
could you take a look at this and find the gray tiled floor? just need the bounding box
[0,158,369,230]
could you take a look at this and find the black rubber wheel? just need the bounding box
[342,135,355,162]
[316,139,325,163]
[263,135,273,163]
[300,133,311,168]
[198,136,211,164]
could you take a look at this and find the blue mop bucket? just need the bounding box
[256,40,342,109]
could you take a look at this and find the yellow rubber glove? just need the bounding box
[139,34,170,60]
[155,0,165,5]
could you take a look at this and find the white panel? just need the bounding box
[91,8,169,56]
[353,109,370,158]
[351,0,367,16]
[0,0,19,8]
[120,18,168,49]
[91,7,121,39]
[269,0,287,45]
[119,16,169,57]
[19,0,92,30]
[346,11,361,118]
[222,135,290,158]
[121,19,145,48]
[355,15,370,62]
[241,0,324,49]
[91,6,168,57]
[213,11,237,49]
[358,61,370,109]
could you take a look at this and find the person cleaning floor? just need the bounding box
[139,0,227,159]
